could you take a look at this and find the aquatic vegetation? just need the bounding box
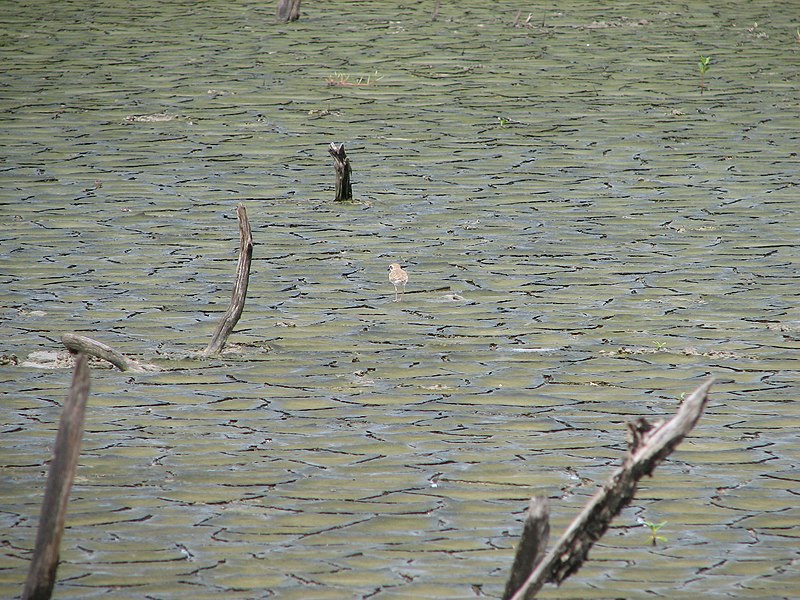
[643,520,668,546]
[326,71,382,87]
[698,56,711,94]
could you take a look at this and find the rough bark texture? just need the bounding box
[503,497,550,600]
[23,354,90,600]
[508,378,715,600]
[328,142,353,201]
[203,203,253,356]
[277,0,300,22]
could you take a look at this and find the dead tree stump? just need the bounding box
[505,378,715,600]
[23,354,90,600]
[277,0,300,22]
[328,142,353,201]
[203,203,253,356]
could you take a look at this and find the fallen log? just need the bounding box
[203,203,253,356]
[505,378,715,599]
[61,333,156,372]
[328,142,353,201]
[61,333,133,372]
[22,354,90,600]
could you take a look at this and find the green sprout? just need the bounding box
[498,116,510,127]
[698,56,711,94]
[643,520,668,546]
[654,341,667,351]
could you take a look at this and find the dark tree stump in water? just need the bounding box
[328,142,352,201]
[277,0,300,22]
[23,355,90,600]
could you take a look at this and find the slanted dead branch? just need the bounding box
[506,378,715,600]
[503,496,550,600]
[203,203,253,356]
[23,354,90,600]
[328,142,353,201]
[277,0,300,22]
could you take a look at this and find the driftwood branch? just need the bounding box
[276,0,300,22]
[61,333,156,372]
[23,354,90,600]
[203,203,253,356]
[62,333,132,372]
[328,142,353,201]
[503,497,550,600]
[507,378,715,600]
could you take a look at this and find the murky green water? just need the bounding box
[1,1,798,598]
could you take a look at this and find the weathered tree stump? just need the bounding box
[23,354,90,600]
[328,142,353,201]
[277,0,300,22]
[203,203,253,356]
[505,378,715,600]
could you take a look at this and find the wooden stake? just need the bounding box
[507,378,715,600]
[203,203,253,356]
[23,354,90,600]
[328,142,353,201]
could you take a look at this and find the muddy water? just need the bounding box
[1,1,798,598]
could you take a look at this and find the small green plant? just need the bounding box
[698,56,711,94]
[654,341,667,351]
[643,520,668,546]
[498,116,510,127]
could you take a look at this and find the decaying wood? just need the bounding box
[203,203,253,356]
[328,142,353,201]
[507,378,715,600]
[23,354,90,600]
[503,496,549,600]
[62,333,133,372]
[432,0,441,21]
[277,0,300,22]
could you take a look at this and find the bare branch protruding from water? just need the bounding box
[277,0,300,22]
[503,496,550,600]
[23,354,90,600]
[507,378,715,600]
[203,203,253,356]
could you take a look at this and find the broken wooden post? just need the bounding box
[23,354,90,600]
[506,378,715,600]
[503,496,550,600]
[328,142,353,201]
[277,0,300,22]
[203,203,253,356]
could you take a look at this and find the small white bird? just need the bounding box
[388,263,408,302]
